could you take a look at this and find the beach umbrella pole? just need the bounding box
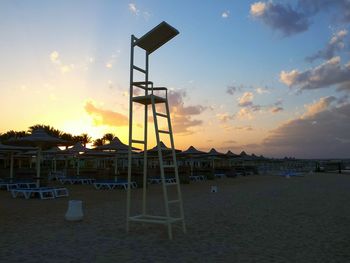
[10,152,14,180]
[114,155,118,181]
[36,147,42,187]
[54,157,57,172]
[190,159,193,177]
[77,156,80,176]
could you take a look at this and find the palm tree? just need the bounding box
[0,130,27,142]
[93,138,104,147]
[75,133,92,147]
[29,124,63,138]
[60,132,75,149]
[102,133,115,144]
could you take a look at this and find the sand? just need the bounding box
[1,173,350,262]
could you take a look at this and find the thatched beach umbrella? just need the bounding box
[43,146,62,172]
[62,142,88,175]
[148,141,181,154]
[226,150,238,157]
[6,128,70,186]
[0,143,36,179]
[94,137,139,177]
[81,149,115,171]
[178,146,206,176]
[206,148,225,169]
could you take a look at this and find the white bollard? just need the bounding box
[65,200,84,221]
[211,186,218,193]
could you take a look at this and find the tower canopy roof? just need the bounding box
[135,21,179,54]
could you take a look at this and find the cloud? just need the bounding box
[49,51,76,74]
[216,112,234,122]
[143,11,151,20]
[224,140,237,144]
[60,64,74,73]
[222,10,230,18]
[256,87,270,94]
[280,56,350,91]
[235,92,265,119]
[250,2,267,16]
[250,1,309,36]
[236,108,254,120]
[306,30,348,62]
[105,51,120,70]
[84,101,128,127]
[233,91,283,120]
[251,1,350,37]
[270,107,284,113]
[337,82,350,93]
[50,51,59,63]
[238,92,254,107]
[262,99,350,158]
[128,3,139,15]
[128,3,151,20]
[270,99,284,113]
[226,85,242,95]
[168,90,206,134]
[302,96,337,118]
[235,126,254,131]
[298,0,350,23]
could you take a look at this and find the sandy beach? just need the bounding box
[1,173,350,262]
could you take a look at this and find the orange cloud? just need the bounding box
[84,101,128,127]
[168,90,206,134]
[302,96,336,118]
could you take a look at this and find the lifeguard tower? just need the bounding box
[126,21,186,239]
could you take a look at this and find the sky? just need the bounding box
[1,0,350,159]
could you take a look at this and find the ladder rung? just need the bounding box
[132,81,153,88]
[170,217,184,223]
[165,182,177,186]
[133,65,146,74]
[163,165,175,168]
[168,199,180,204]
[132,140,145,144]
[158,130,170,134]
[155,112,168,118]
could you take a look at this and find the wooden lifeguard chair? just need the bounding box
[126,21,186,239]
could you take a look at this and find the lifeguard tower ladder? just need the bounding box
[126,21,186,239]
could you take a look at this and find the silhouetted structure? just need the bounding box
[126,21,186,239]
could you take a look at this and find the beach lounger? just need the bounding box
[17,181,38,189]
[214,173,225,179]
[53,187,69,197]
[11,187,69,199]
[279,171,304,177]
[93,180,137,190]
[147,176,176,184]
[0,182,18,191]
[0,179,37,191]
[11,187,55,200]
[189,175,205,182]
[59,177,95,185]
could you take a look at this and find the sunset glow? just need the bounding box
[1,1,350,158]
